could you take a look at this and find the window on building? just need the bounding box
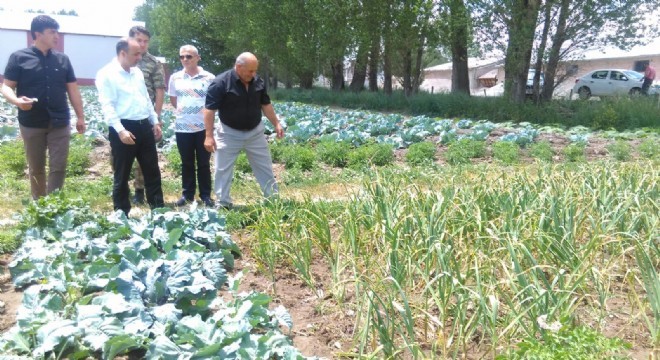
[633,60,649,72]
[566,64,579,76]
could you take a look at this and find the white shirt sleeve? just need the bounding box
[95,66,125,133]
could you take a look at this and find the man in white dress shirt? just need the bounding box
[96,38,164,215]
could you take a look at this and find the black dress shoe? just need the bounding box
[175,196,191,207]
[201,197,214,207]
[132,189,145,204]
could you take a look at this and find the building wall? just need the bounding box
[64,34,120,85]
[1,29,122,85]
[0,29,28,76]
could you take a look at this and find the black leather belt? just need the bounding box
[120,118,150,125]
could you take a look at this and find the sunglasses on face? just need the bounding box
[179,55,194,60]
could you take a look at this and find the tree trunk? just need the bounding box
[368,35,380,92]
[299,72,314,89]
[402,49,413,96]
[450,0,471,95]
[503,0,540,103]
[330,59,345,91]
[532,1,552,103]
[350,43,368,92]
[542,0,569,101]
[412,36,425,93]
[383,36,392,95]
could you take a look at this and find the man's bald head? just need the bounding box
[236,52,258,66]
[235,52,259,85]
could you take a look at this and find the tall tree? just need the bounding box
[438,0,472,95]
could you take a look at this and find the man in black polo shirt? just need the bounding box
[1,15,85,200]
[203,52,285,209]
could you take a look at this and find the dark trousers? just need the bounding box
[109,120,164,214]
[176,130,212,200]
[642,77,653,95]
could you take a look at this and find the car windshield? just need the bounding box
[624,71,644,80]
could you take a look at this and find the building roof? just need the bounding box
[425,57,504,72]
[0,11,144,37]
[577,37,660,60]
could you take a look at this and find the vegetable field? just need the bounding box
[0,88,658,359]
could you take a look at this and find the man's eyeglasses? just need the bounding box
[179,55,194,60]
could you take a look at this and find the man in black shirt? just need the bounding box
[203,52,284,209]
[1,15,85,200]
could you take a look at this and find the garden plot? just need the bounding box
[0,195,314,359]
[0,88,658,358]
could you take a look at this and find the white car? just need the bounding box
[572,69,644,99]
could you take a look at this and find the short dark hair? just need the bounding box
[116,38,130,55]
[129,25,150,39]
[30,15,59,40]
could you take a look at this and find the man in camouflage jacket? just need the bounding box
[128,26,165,204]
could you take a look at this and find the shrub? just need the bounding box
[405,141,436,166]
[347,143,394,169]
[497,325,629,360]
[317,141,351,167]
[592,104,618,130]
[164,145,182,176]
[562,143,586,162]
[0,227,20,254]
[0,140,26,178]
[443,139,486,165]
[269,140,288,163]
[492,141,520,164]
[529,140,554,162]
[235,152,251,173]
[638,138,658,159]
[282,144,316,170]
[67,135,93,176]
[606,140,632,161]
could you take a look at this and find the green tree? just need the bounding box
[438,0,472,95]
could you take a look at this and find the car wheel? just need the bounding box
[629,88,642,96]
[578,87,591,100]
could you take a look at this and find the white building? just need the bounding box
[422,38,660,97]
[0,11,143,85]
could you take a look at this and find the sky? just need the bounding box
[0,0,145,23]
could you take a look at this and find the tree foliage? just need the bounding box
[142,0,660,99]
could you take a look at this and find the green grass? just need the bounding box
[67,134,93,176]
[271,88,660,130]
[0,140,26,178]
[163,145,182,175]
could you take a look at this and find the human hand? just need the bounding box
[119,130,136,145]
[275,124,285,139]
[204,136,217,153]
[76,118,86,134]
[153,123,162,141]
[16,96,37,111]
